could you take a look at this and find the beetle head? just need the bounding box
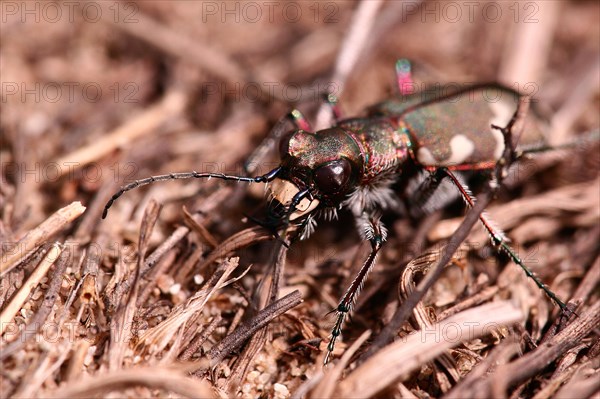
[268,127,363,221]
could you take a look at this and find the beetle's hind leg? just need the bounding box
[439,167,568,312]
[325,213,386,364]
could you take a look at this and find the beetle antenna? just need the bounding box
[102,167,282,219]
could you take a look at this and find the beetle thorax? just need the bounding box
[285,128,363,171]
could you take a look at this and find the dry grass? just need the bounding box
[1,1,599,398]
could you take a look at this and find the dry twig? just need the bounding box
[0,247,70,359]
[0,243,62,335]
[44,366,215,399]
[335,301,524,398]
[206,289,303,365]
[0,202,85,275]
[451,301,600,398]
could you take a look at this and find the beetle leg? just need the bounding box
[440,167,568,311]
[395,58,414,96]
[244,109,312,174]
[298,214,318,240]
[322,92,343,122]
[325,213,386,364]
[408,169,460,217]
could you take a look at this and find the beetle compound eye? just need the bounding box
[314,159,352,195]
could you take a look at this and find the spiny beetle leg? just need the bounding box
[325,215,385,365]
[244,109,311,174]
[440,168,568,312]
[409,169,449,217]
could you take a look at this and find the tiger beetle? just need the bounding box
[103,59,585,365]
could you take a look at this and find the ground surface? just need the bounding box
[1,1,599,398]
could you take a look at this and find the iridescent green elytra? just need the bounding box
[369,84,544,170]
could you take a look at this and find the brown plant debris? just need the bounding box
[1,2,599,398]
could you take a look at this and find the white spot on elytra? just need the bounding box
[417,147,437,165]
[447,135,475,165]
[491,127,505,160]
[417,134,475,166]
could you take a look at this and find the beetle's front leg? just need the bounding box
[325,213,386,364]
[322,92,342,122]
